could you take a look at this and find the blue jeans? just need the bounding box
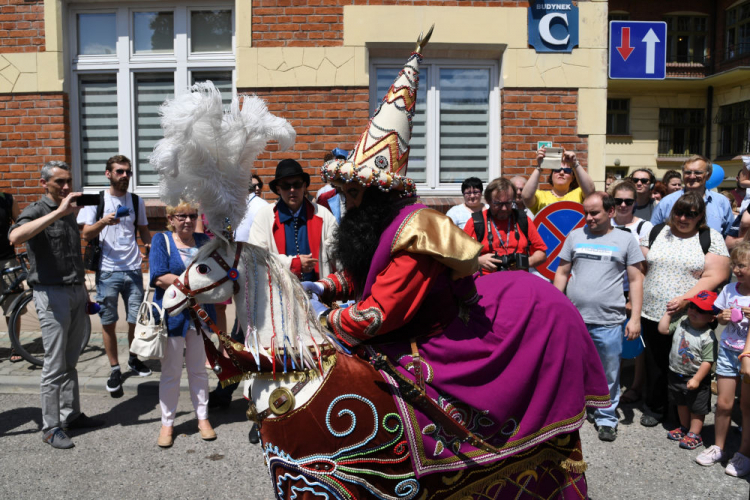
[96,270,144,325]
[586,323,623,428]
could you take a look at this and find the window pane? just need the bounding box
[191,71,232,109]
[134,73,174,186]
[439,68,490,183]
[79,75,119,186]
[133,12,174,54]
[191,10,232,53]
[375,67,428,184]
[77,13,117,55]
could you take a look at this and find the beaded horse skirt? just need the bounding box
[258,353,589,500]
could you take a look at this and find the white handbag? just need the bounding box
[130,233,170,360]
[130,284,167,359]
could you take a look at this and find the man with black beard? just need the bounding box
[78,155,152,395]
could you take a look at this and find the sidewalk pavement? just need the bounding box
[0,273,236,397]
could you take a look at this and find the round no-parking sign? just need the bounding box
[533,201,586,281]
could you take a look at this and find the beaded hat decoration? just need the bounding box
[321,26,434,197]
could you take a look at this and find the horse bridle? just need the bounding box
[166,242,244,315]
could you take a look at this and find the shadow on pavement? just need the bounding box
[0,406,42,436]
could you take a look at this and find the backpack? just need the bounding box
[647,222,710,254]
[83,191,141,271]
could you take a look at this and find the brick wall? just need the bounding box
[0,94,70,207]
[501,89,587,189]
[240,86,370,196]
[0,0,45,52]
[252,0,528,47]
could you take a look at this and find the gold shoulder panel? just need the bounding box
[391,208,481,279]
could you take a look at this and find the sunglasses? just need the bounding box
[674,210,700,219]
[278,181,305,191]
[114,169,132,176]
[552,167,573,175]
[172,213,199,221]
[614,198,635,206]
[491,201,513,208]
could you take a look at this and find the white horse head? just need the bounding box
[163,238,330,372]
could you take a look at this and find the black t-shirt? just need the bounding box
[0,192,15,259]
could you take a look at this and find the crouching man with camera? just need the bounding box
[463,177,547,274]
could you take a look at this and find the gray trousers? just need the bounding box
[34,285,90,432]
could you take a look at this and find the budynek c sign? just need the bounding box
[528,1,579,53]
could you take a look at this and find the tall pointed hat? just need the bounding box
[321,26,434,197]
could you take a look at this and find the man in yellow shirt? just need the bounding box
[521,147,596,215]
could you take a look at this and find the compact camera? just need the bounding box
[494,252,529,271]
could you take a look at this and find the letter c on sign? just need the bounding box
[539,12,569,46]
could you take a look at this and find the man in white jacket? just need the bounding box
[250,159,337,280]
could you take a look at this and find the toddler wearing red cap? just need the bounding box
[658,290,718,452]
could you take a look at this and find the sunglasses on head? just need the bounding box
[614,198,635,206]
[674,209,700,219]
[172,213,199,221]
[552,167,573,175]
[278,180,305,191]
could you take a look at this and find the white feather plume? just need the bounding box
[150,81,296,238]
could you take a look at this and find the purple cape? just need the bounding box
[363,204,610,477]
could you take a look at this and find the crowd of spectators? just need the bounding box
[7,148,750,479]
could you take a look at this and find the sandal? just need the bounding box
[667,426,688,441]
[9,349,22,363]
[620,389,641,404]
[679,432,703,450]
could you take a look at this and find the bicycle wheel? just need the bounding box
[8,290,43,366]
[9,290,92,367]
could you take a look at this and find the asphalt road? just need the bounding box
[0,389,748,499]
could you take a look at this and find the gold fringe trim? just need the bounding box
[442,448,582,500]
[219,373,248,388]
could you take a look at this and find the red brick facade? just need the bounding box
[501,89,587,189]
[252,0,529,47]
[0,0,45,52]
[240,86,370,195]
[0,93,70,206]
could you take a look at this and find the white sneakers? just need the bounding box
[695,446,750,477]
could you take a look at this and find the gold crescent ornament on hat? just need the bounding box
[321,26,435,197]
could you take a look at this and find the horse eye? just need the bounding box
[169,290,176,299]
[196,264,210,275]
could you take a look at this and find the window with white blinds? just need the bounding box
[78,75,118,186]
[69,4,235,194]
[372,61,498,194]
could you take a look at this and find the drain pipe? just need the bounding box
[705,85,713,159]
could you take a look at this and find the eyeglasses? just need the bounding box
[114,169,132,176]
[614,198,635,206]
[491,201,513,209]
[631,177,650,185]
[683,169,706,177]
[732,262,749,271]
[551,168,573,175]
[278,181,305,191]
[674,210,700,219]
[172,213,199,221]
[463,190,481,196]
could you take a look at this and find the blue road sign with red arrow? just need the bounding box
[609,21,667,80]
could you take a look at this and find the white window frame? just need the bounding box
[68,2,235,196]
[369,58,501,195]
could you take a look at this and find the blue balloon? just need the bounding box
[706,163,725,190]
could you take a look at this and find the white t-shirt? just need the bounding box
[234,194,269,243]
[446,203,488,230]
[77,191,148,271]
[612,217,653,292]
[714,282,750,352]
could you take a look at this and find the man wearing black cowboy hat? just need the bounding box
[250,159,337,281]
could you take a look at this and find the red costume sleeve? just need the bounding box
[317,271,356,302]
[289,256,302,277]
[325,252,444,347]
